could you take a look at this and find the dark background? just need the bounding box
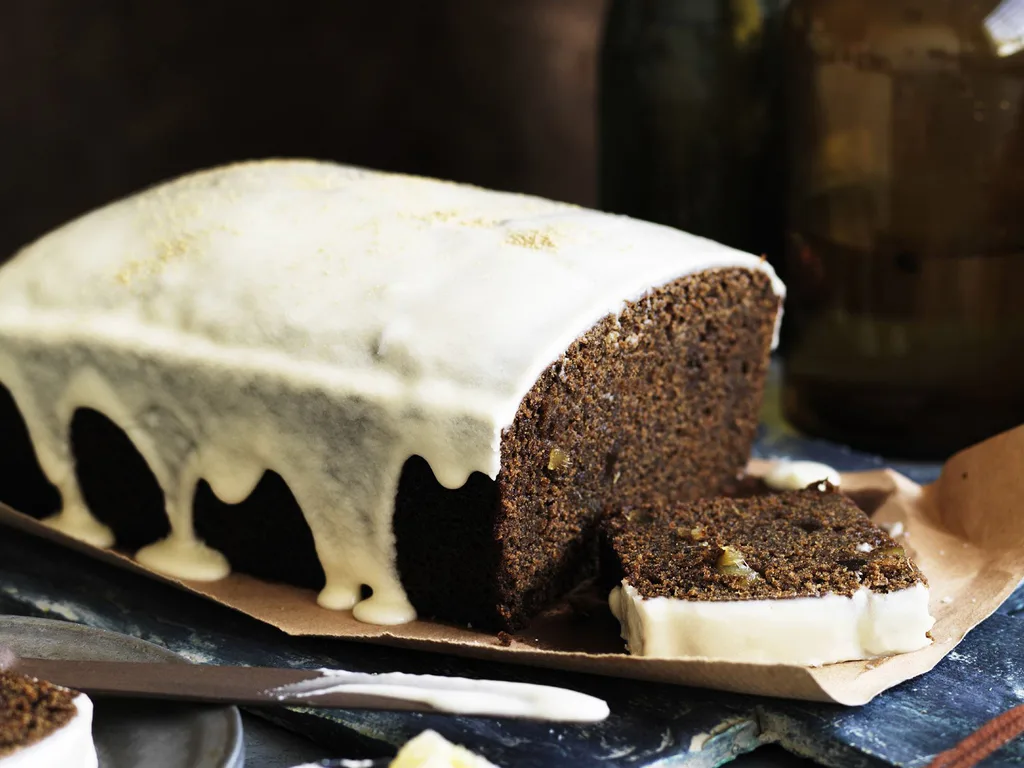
[0,0,606,260]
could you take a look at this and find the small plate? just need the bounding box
[0,616,244,768]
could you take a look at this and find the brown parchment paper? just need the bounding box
[2,425,1023,705]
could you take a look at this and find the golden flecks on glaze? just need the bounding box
[505,230,558,251]
[0,159,784,626]
[411,209,462,223]
[406,210,497,229]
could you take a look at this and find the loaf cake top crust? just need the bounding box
[0,159,782,432]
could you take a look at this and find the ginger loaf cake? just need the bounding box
[0,671,97,768]
[603,485,934,665]
[0,159,783,630]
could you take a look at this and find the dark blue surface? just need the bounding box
[0,414,1020,766]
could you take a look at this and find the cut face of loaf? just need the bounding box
[0,160,783,629]
[398,268,779,629]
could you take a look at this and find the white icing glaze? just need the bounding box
[267,667,610,723]
[609,581,934,666]
[0,694,97,768]
[763,460,841,491]
[0,160,784,625]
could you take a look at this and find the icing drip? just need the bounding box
[41,491,115,549]
[0,354,114,549]
[0,160,784,625]
[135,534,230,582]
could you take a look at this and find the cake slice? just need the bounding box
[0,671,97,767]
[603,486,934,665]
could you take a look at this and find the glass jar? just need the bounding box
[783,0,1024,458]
[599,0,790,266]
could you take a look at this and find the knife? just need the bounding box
[1,644,609,723]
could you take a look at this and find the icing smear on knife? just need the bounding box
[266,668,610,723]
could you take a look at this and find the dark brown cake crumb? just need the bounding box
[0,671,77,757]
[496,631,513,647]
[602,487,925,601]
[718,472,771,499]
[722,472,895,518]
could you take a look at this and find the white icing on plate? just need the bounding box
[609,581,935,666]
[0,159,784,625]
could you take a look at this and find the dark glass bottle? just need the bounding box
[783,0,1024,458]
[599,0,791,268]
